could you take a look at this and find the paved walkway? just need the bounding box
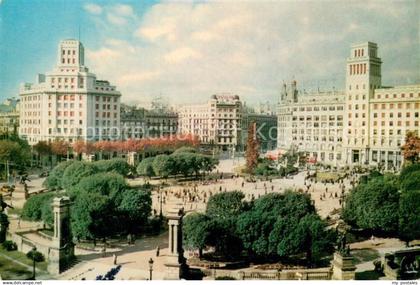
[59,232,169,280]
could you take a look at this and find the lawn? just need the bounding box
[0,254,31,280]
[316,172,343,182]
[352,248,380,264]
[0,247,48,272]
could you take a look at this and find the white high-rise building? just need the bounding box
[19,39,121,145]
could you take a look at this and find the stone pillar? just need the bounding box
[47,196,75,275]
[332,252,356,280]
[164,199,188,280]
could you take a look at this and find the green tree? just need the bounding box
[399,190,420,247]
[183,213,211,258]
[207,218,243,259]
[94,158,132,177]
[21,193,54,222]
[399,163,420,182]
[71,191,110,241]
[206,191,246,220]
[399,170,420,192]
[69,172,130,239]
[205,191,246,258]
[40,200,53,227]
[0,140,30,176]
[118,188,152,234]
[343,175,400,233]
[136,157,155,178]
[70,172,128,201]
[61,161,98,190]
[33,141,52,167]
[152,154,175,178]
[237,192,319,261]
[43,160,75,190]
[200,155,218,174]
[287,214,336,265]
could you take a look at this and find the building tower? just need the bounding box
[344,42,382,165]
[57,40,85,69]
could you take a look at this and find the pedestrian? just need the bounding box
[113,254,117,265]
[156,246,160,257]
[102,245,107,258]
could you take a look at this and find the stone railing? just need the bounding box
[201,267,332,280]
[238,268,332,280]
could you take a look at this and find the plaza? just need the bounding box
[2,156,407,280]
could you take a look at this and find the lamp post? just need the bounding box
[30,246,37,280]
[148,257,154,280]
[159,187,163,219]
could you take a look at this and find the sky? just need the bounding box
[0,0,419,106]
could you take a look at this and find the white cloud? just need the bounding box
[117,71,161,84]
[84,2,419,105]
[106,13,128,26]
[113,4,134,17]
[84,3,102,15]
[164,47,201,64]
[136,22,176,41]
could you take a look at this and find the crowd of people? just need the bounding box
[150,169,363,217]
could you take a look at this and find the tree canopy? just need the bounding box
[21,192,54,225]
[61,161,98,190]
[183,191,334,264]
[343,175,400,233]
[401,131,420,164]
[152,155,175,178]
[136,157,155,178]
[43,160,75,190]
[94,158,132,177]
[343,164,420,244]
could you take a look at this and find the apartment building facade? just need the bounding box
[178,94,242,150]
[278,42,420,169]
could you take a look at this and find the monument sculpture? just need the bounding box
[332,231,356,280]
[47,196,75,275]
[0,194,12,243]
[164,199,188,280]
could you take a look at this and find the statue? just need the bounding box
[0,194,13,212]
[0,194,12,243]
[337,231,349,256]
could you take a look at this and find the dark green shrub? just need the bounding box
[2,240,17,251]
